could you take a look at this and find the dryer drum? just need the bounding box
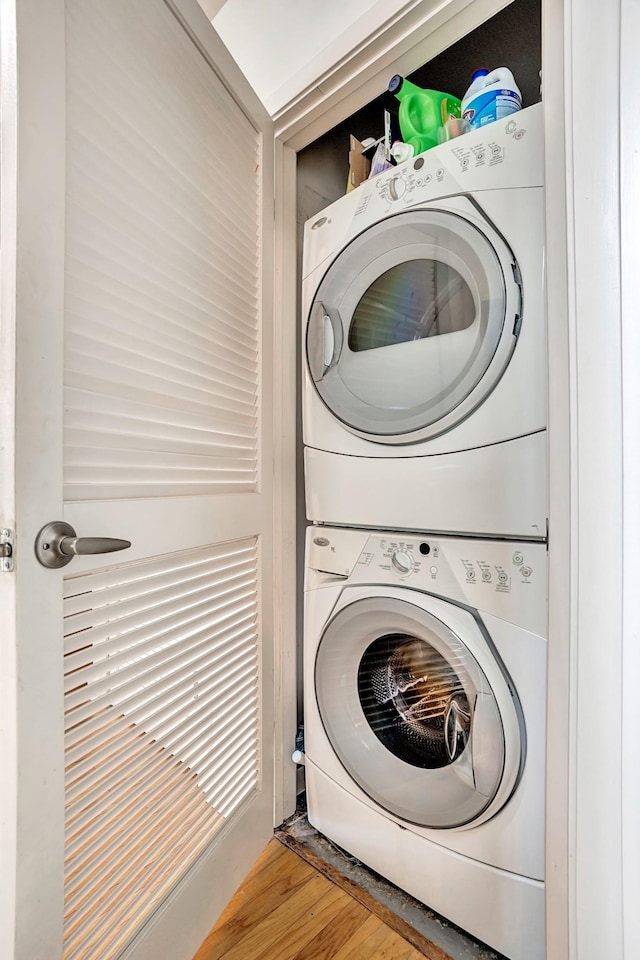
[358,635,472,769]
[348,259,474,352]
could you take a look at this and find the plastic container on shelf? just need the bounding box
[437,117,471,144]
[390,140,414,164]
[461,68,522,129]
[388,74,461,154]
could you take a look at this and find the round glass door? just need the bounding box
[315,596,517,828]
[306,208,516,443]
[358,634,473,769]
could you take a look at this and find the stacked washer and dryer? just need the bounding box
[301,103,547,960]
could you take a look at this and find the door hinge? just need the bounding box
[1,528,14,572]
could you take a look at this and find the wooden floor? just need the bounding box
[193,839,433,960]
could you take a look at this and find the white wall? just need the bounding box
[213,0,412,114]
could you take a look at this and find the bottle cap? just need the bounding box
[471,68,489,82]
[390,141,415,163]
[388,75,403,94]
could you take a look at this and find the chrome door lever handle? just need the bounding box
[36,521,131,568]
[59,535,131,557]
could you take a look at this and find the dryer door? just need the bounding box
[306,203,520,444]
[315,595,522,828]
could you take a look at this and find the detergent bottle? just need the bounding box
[461,68,522,129]
[388,75,461,154]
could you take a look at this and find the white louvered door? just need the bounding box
[1,2,278,960]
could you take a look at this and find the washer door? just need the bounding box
[306,205,520,444]
[315,595,521,828]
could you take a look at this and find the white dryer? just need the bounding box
[304,524,546,960]
[302,103,546,540]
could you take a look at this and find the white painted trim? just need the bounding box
[195,0,227,21]
[1,1,67,957]
[0,4,19,958]
[569,1,624,954]
[264,0,420,116]
[620,1,640,957]
[272,139,299,826]
[164,0,271,127]
[542,0,573,955]
[275,0,513,150]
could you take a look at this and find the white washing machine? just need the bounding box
[302,103,546,540]
[304,524,546,960]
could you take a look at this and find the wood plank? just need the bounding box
[247,883,352,960]
[194,842,318,960]
[201,870,338,960]
[333,918,393,959]
[275,830,453,960]
[213,843,315,929]
[329,914,386,960]
[288,893,372,960]
[375,929,425,960]
[194,836,457,960]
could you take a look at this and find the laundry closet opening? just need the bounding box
[294,0,542,769]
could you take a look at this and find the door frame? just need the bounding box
[0,3,67,956]
[274,0,639,956]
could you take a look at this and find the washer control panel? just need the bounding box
[306,525,547,636]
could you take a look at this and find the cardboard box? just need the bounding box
[346,135,371,192]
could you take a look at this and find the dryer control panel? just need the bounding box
[302,104,543,281]
[349,103,544,227]
[306,525,547,637]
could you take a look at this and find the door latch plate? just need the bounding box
[1,528,14,572]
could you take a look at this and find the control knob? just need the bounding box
[391,550,413,574]
[388,176,406,201]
